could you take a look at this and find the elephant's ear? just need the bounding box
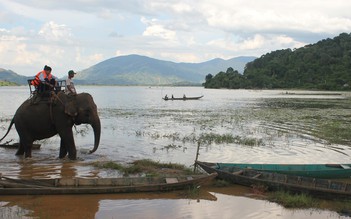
[64,100,78,117]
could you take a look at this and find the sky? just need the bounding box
[1,0,351,77]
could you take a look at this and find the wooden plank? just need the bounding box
[165,178,178,183]
[340,164,351,169]
[232,170,243,175]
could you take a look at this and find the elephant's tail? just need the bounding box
[0,118,14,142]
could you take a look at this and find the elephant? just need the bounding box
[0,92,101,160]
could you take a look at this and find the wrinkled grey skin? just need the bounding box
[0,92,101,160]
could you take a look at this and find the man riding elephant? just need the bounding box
[31,65,58,94]
[0,92,101,160]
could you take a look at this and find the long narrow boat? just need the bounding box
[162,95,204,101]
[195,161,351,199]
[211,162,351,179]
[0,173,217,195]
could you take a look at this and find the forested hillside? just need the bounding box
[204,33,351,90]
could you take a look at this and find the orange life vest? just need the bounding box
[31,70,52,86]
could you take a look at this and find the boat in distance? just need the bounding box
[211,162,351,179]
[0,173,217,195]
[162,95,204,101]
[195,161,351,200]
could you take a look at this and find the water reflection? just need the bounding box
[0,186,347,219]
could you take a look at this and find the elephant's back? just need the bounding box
[16,99,31,112]
[15,98,50,120]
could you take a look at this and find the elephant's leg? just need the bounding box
[24,143,33,158]
[15,140,25,156]
[15,124,34,157]
[68,143,77,160]
[59,139,68,158]
[16,135,33,157]
[58,129,77,160]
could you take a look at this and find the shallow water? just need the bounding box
[0,86,351,218]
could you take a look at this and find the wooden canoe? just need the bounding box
[210,162,351,179]
[0,173,217,195]
[195,161,351,200]
[162,95,204,101]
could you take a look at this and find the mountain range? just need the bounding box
[0,55,256,85]
[75,54,255,85]
[0,68,32,85]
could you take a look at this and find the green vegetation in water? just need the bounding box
[256,98,351,145]
[198,133,264,146]
[92,159,193,176]
[316,120,351,145]
[268,191,318,208]
[212,179,231,187]
[136,130,264,147]
[181,185,201,199]
[268,190,351,216]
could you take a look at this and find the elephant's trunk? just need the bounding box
[89,116,101,154]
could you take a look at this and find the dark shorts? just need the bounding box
[37,79,56,93]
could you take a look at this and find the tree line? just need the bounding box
[203,33,351,90]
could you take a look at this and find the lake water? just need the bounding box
[0,86,350,218]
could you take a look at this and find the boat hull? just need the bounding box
[0,173,217,195]
[216,163,351,179]
[196,161,351,200]
[162,95,204,101]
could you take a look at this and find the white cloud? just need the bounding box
[1,0,351,76]
[38,21,72,41]
[76,49,104,68]
[141,17,177,41]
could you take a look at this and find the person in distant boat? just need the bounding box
[171,94,174,99]
[183,94,186,99]
[31,65,57,93]
[164,94,168,100]
[65,70,77,95]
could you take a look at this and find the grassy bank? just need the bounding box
[92,159,193,176]
[0,80,18,86]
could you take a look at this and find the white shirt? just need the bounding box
[65,77,76,95]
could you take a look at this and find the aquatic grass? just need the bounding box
[198,133,264,146]
[316,120,351,144]
[73,124,90,137]
[270,192,316,208]
[0,117,13,123]
[163,144,183,150]
[213,179,231,187]
[136,130,264,146]
[184,185,201,198]
[93,161,124,171]
[334,200,351,217]
[128,159,193,175]
[92,159,193,176]
[268,191,318,208]
[135,130,144,136]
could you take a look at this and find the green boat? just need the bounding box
[212,163,351,179]
[195,161,351,200]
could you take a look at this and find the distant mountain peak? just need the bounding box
[75,54,256,85]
